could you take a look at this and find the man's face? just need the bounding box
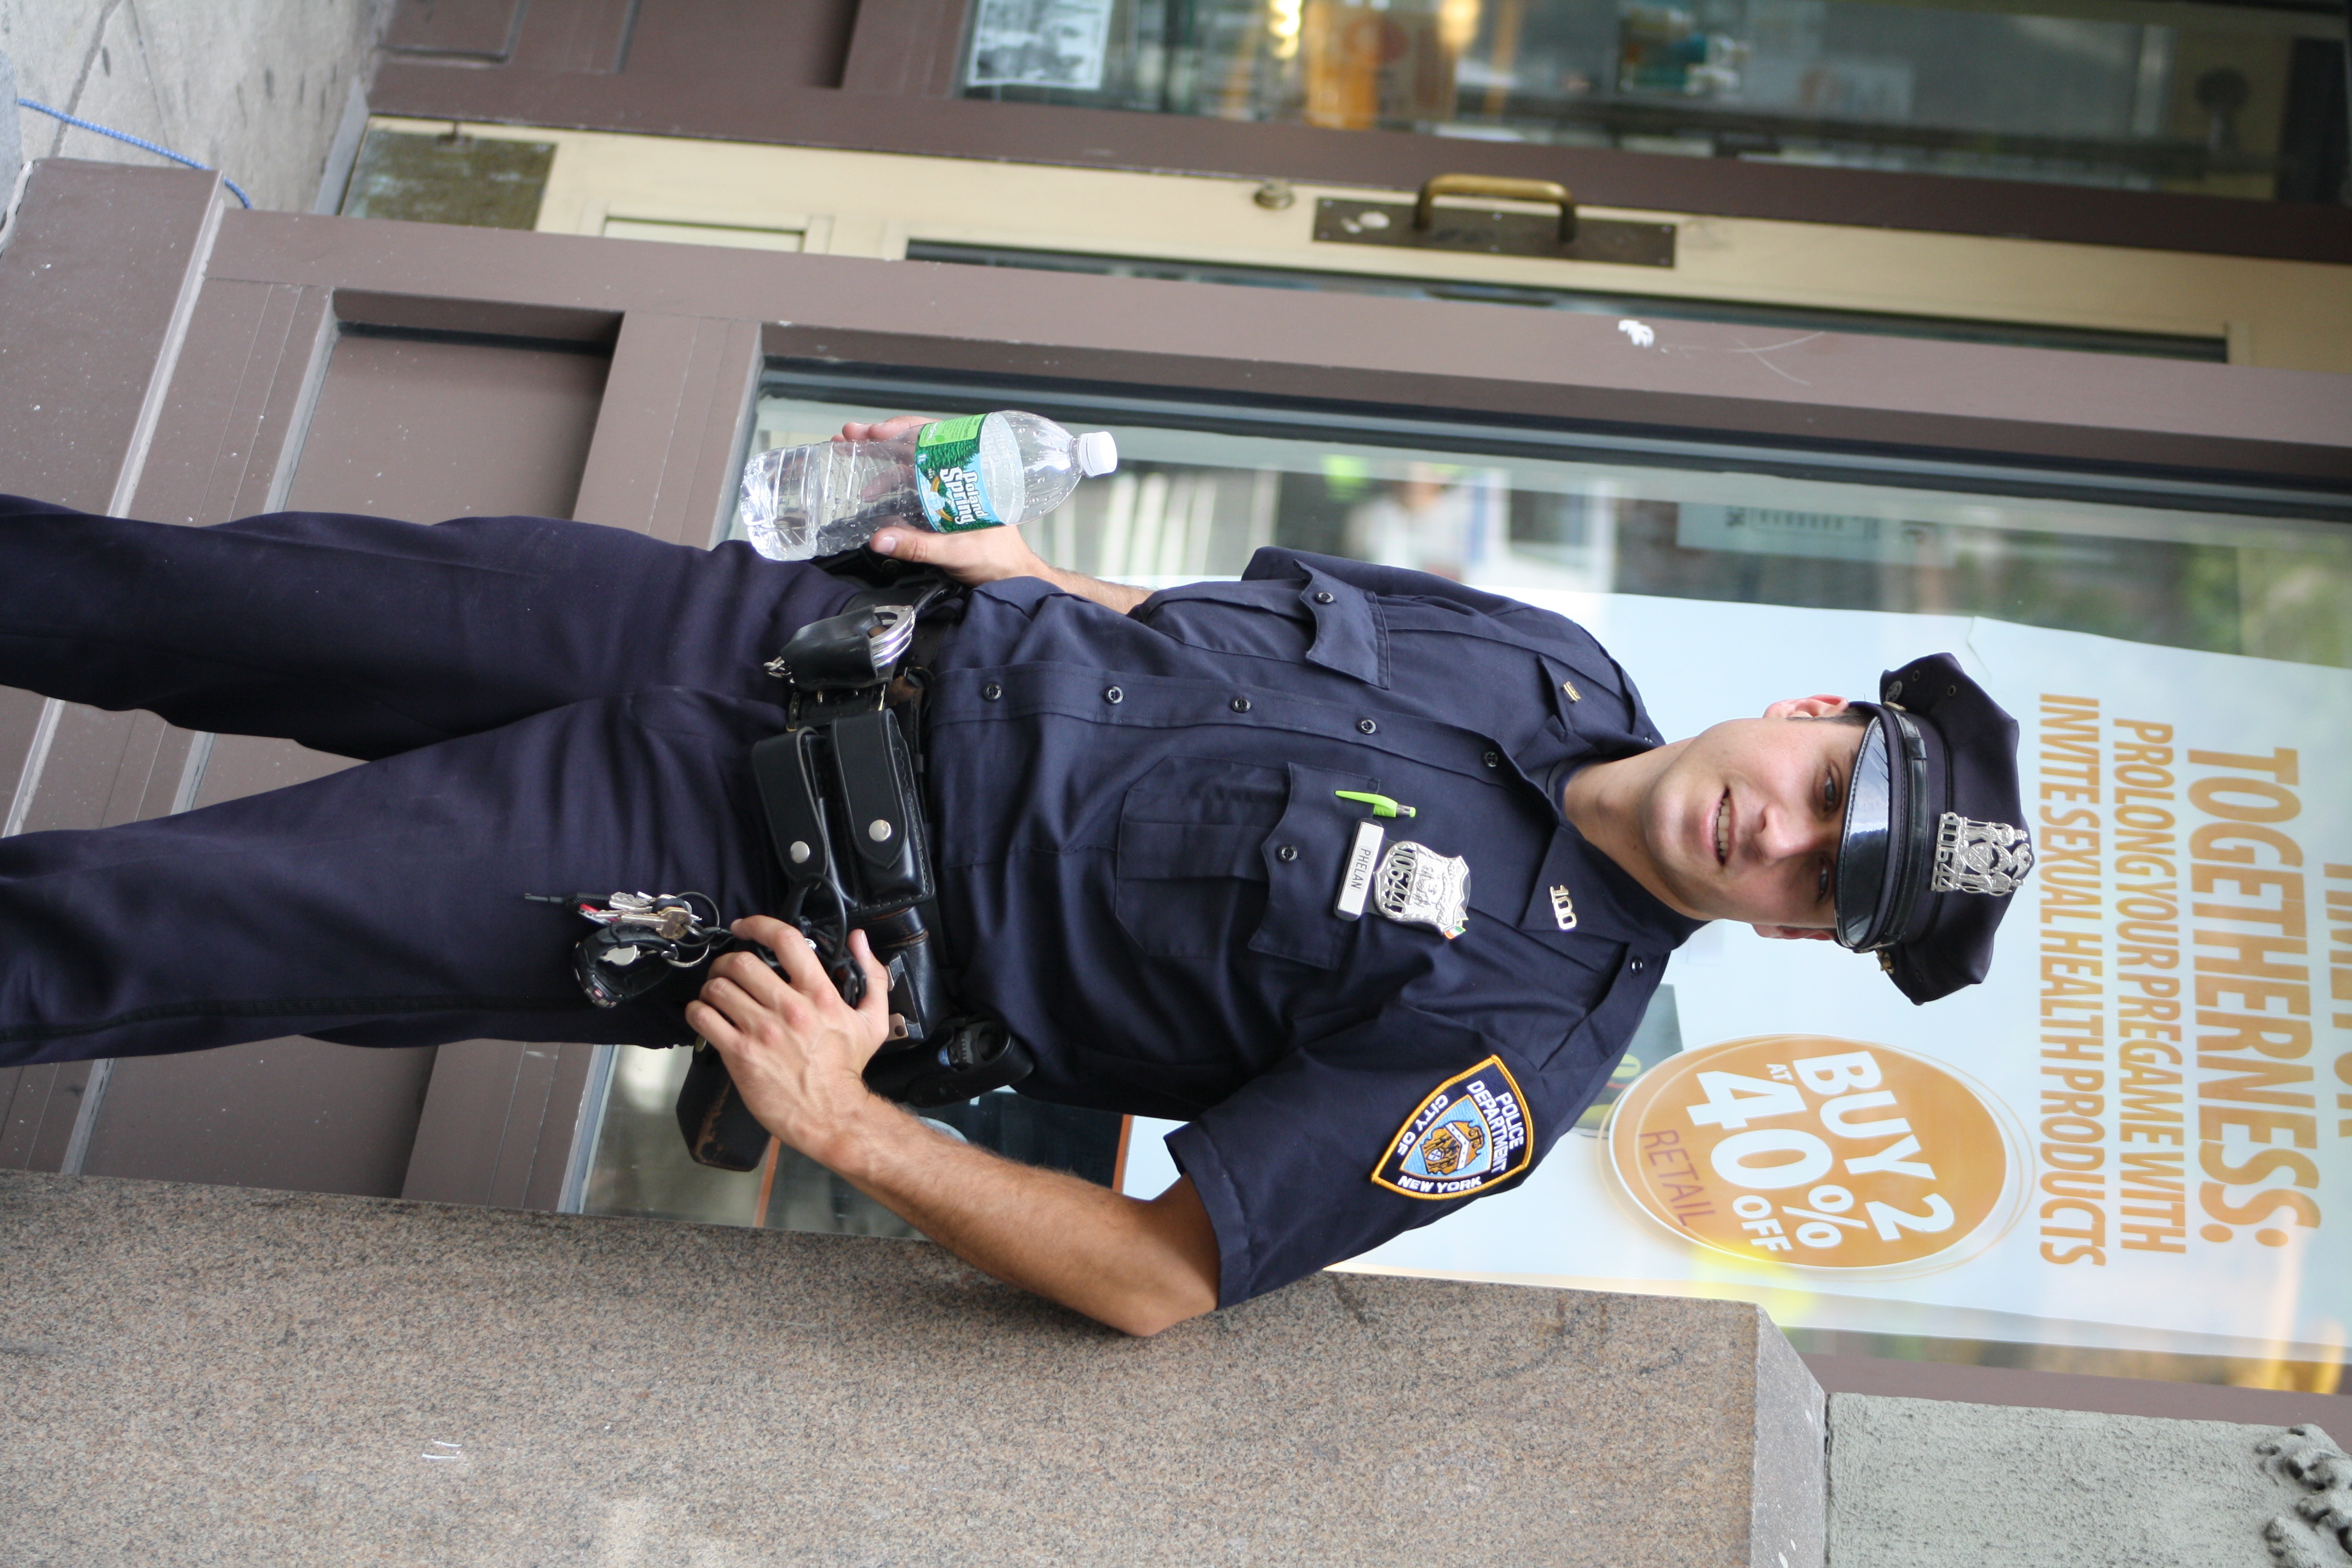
[1635,697,1865,936]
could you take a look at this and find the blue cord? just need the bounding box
[16,97,253,208]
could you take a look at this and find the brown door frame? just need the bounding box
[2,157,2348,1210]
[368,0,2352,264]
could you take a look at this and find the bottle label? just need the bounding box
[912,415,1003,532]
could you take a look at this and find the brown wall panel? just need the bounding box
[0,685,49,831]
[77,1039,442,1198]
[625,0,855,89]
[0,161,220,513]
[284,330,611,521]
[332,289,620,344]
[64,247,620,1202]
[128,280,335,527]
[754,309,2352,493]
[573,312,760,546]
[196,214,2352,489]
[511,0,638,73]
[400,1039,597,1208]
[0,168,233,1177]
[0,1062,99,1172]
[189,736,355,810]
[387,308,754,1210]
[15,707,196,835]
[840,0,969,97]
[57,253,378,1197]
[384,0,526,59]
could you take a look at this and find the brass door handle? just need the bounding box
[1414,174,1578,244]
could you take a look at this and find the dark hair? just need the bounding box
[1824,709,1872,728]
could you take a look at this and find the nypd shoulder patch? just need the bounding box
[1371,1056,1535,1200]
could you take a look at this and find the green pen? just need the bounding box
[1334,790,1416,819]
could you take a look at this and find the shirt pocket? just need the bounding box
[1115,757,1284,959]
[1114,757,1376,967]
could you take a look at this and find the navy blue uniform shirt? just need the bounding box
[926,548,1704,1305]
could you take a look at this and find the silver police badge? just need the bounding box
[1373,841,1470,939]
[1931,812,2035,896]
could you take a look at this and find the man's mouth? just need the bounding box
[1713,791,1730,867]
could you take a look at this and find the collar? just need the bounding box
[1518,817,1705,952]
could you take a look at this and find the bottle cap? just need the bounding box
[1076,431,1119,478]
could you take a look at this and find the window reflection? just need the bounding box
[733,396,2350,664]
[959,0,2351,203]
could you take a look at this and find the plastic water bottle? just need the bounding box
[738,411,1118,561]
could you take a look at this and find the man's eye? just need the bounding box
[1817,861,1833,903]
[1824,770,1841,813]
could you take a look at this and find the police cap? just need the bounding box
[1832,652,2036,1004]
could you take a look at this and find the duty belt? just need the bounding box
[674,571,1034,1171]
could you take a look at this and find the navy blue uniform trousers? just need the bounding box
[0,495,858,1067]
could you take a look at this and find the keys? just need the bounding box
[577,890,706,944]
[551,891,729,1008]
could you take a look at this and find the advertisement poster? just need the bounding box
[1122,593,2351,1367]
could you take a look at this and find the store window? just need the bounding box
[959,0,2351,203]
[734,387,2351,667]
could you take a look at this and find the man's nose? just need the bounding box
[1756,805,1835,861]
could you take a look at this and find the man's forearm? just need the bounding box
[811,1097,1220,1336]
[1034,563,1151,615]
[690,808,1216,1336]
[864,521,1151,613]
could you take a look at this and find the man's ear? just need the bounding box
[1762,694,1851,720]
[1753,924,1840,942]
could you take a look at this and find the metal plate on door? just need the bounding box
[1313,198,1676,268]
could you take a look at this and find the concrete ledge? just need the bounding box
[0,1171,1824,1566]
[1804,1351,2352,1432]
[1826,1393,2352,1568]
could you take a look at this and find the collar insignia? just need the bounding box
[1372,1056,1534,1200]
[1373,841,1470,939]
[1547,883,1578,931]
[1932,812,2034,896]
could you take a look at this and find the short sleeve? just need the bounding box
[1165,1002,1550,1307]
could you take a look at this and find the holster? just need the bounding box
[676,572,1033,1171]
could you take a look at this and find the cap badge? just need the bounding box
[1932,812,2035,897]
[1373,841,1470,939]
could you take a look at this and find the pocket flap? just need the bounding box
[1249,762,1380,970]
[1299,568,1390,688]
[1117,757,1288,882]
[1119,818,1267,881]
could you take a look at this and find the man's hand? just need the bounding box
[872,516,1062,590]
[687,916,891,1158]
[835,416,1150,612]
[687,915,1220,1336]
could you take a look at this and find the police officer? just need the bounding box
[0,421,2034,1336]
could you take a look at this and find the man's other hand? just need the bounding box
[837,416,932,445]
[837,414,1148,611]
[869,518,1054,588]
[835,414,1051,589]
[688,916,890,1160]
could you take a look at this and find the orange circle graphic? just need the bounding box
[1607,1035,2014,1271]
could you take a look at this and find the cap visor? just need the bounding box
[1835,718,1893,949]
